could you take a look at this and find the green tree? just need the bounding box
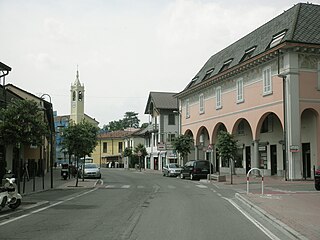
[123,111,140,128]
[61,120,99,186]
[172,134,194,164]
[0,99,48,181]
[133,143,147,171]
[123,147,133,168]
[103,111,141,132]
[215,130,238,184]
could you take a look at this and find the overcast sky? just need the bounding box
[1,0,317,127]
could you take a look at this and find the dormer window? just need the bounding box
[203,68,214,81]
[219,59,233,73]
[240,47,256,62]
[269,30,286,48]
[187,76,199,88]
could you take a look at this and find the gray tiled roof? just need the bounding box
[145,92,178,114]
[184,3,320,91]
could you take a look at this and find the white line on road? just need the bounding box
[105,185,115,188]
[168,185,176,189]
[196,185,208,189]
[0,188,98,227]
[121,185,131,189]
[222,197,281,240]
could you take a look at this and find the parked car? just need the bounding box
[315,166,320,190]
[78,163,101,179]
[163,163,182,177]
[180,160,213,180]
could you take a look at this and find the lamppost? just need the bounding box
[40,94,53,189]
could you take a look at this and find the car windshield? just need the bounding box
[169,163,179,168]
[85,164,98,169]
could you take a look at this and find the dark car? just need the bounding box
[180,160,213,180]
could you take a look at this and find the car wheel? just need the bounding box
[315,183,320,191]
[180,173,184,179]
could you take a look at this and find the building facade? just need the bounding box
[176,3,320,180]
[92,130,140,167]
[143,92,179,171]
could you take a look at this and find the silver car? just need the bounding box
[163,163,182,177]
[79,163,101,179]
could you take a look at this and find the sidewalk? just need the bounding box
[215,174,320,240]
[19,167,97,195]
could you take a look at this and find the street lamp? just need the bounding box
[40,93,54,189]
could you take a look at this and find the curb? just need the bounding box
[235,193,308,240]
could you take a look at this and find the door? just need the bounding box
[270,145,277,175]
[245,146,251,174]
[302,143,311,179]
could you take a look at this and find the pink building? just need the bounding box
[176,3,320,180]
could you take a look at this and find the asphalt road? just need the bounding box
[0,169,290,240]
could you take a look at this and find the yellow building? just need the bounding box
[92,130,139,167]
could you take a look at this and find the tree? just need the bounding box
[0,99,48,181]
[61,120,99,186]
[172,134,194,165]
[123,147,133,168]
[215,130,238,184]
[133,143,147,171]
[103,111,140,132]
[123,111,140,128]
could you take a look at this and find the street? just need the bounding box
[0,169,299,240]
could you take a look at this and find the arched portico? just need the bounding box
[195,127,210,161]
[231,118,253,174]
[254,112,284,176]
[301,108,319,178]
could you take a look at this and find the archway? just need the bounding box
[256,112,283,176]
[211,123,227,172]
[301,108,318,178]
[232,118,253,174]
[196,127,210,161]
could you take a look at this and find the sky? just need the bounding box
[1,0,318,127]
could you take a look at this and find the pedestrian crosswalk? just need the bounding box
[103,184,208,190]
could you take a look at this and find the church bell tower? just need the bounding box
[70,68,85,124]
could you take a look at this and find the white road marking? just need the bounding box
[0,188,98,227]
[196,185,208,189]
[121,185,131,189]
[222,197,281,240]
[168,185,176,189]
[105,185,115,188]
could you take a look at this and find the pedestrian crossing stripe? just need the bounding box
[104,184,210,189]
[121,185,130,189]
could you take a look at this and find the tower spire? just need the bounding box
[74,65,81,86]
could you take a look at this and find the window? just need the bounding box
[216,86,222,109]
[103,142,108,153]
[168,114,175,125]
[187,77,198,88]
[72,91,76,101]
[269,31,286,48]
[236,78,244,103]
[261,114,274,133]
[203,69,214,81]
[263,67,272,95]
[199,94,204,114]
[186,99,190,118]
[167,133,175,142]
[237,121,245,135]
[219,59,233,73]
[240,47,256,62]
[118,142,123,153]
[78,91,82,101]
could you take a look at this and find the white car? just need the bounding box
[163,163,182,177]
[79,163,101,179]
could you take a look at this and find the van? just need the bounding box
[180,160,213,180]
